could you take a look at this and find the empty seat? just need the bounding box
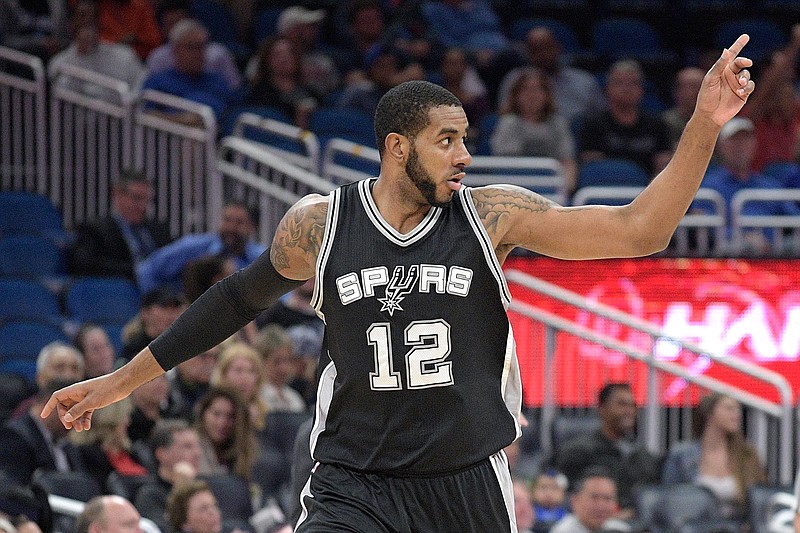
[577,159,650,188]
[31,470,103,502]
[0,279,61,321]
[0,320,69,360]
[0,235,64,278]
[309,108,376,149]
[0,191,65,240]
[651,483,722,532]
[65,277,140,324]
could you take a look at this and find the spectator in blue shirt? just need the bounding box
[700,116,800,254]
[136,201,265,293]
[141,18,232,123]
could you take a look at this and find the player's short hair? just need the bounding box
[374,80,461,156]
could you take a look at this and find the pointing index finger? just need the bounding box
[727,34,750,61]
[40,394,59,418]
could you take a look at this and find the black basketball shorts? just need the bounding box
[294,450,517,533]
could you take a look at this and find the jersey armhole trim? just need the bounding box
[311,189,341,319]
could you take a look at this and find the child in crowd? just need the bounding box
[532,468,569,532]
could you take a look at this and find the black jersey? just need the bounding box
[309,178,522,476]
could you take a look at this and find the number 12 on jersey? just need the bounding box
[368,319,454,391]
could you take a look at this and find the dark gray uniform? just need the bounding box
[296,179,523,532]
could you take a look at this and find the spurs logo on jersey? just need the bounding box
[335,264,474,314]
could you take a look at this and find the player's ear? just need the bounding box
[385,133,409,162]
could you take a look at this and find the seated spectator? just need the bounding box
[48,0,143,102]
[497,26,604,125]
[0,0,68,59]
[337,43,424,117]
[12,342,84,418]
[194,386,257,480]
[275,5,340,102]
[128,373,170,443]
[68,170,172,281]
[491,67,578,192]
[555,383,662,518]
[0,485,51,533]
[328,0,387,82]
[662,392,766,523]
[210,342,268,431]
[137,202,265,294]
[436,47,490,142]
[96,0,161,61]
[73,323,117,378]
[147,0,242,91]
[531,468,569,531]
[69,398,149,491]
[245,36,320,129]
[662,67,705,150]
[121,287,187,362]
[579,60,672,178]
[135,420,202,533]
[75,495,141,533]
[166,481,225,533]
[513,478,536,533]
[254,325,306,413]
[0,378,81,486]
[741,24,800,172]
[550,466,620,533]
[256,278,322,335]
[167,345,219,420]
[182,255,237,303]
[699,117,800,254]
[141,19,233,123]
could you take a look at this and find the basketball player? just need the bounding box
[43,35,754,532]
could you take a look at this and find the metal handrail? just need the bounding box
[232,112,321,173]
[505,268,795,484]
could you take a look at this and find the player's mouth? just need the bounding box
[446,173,465,191]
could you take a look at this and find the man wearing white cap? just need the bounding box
[700,116,800,253]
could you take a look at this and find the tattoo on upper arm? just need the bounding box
[272,201,328,270]
[472,187,555,237]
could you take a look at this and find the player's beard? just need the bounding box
[405,145,451,208]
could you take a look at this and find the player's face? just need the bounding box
[404,106,471,207]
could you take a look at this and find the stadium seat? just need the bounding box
[31,470,103,502]
[651,483,722,532]
[0,371,36,422]
[0,320,69,360]
[550,413,601,452]
[106,471,154,501]
[0,279,61,322]
[0,191,66,241]
[762,161,800,188]
[0,234,64,278]
[748,484,792,533]
[253,6,284,46]
[509,18,581,54]
[65,277,140,324]
[577,159,650,189]
[189,0,250,61]
[220,104,292,138]
[716,19,786,62]
[474,113,499,156]
[309,108,376,149]
[250,446,290,500]
[591,18,669,61]
[259,411,313,458]
[199,473,253,522]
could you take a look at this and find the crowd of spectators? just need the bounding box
[2,1,800,532]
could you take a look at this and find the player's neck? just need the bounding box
[371,176,432,234]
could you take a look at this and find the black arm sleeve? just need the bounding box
[148,247,306,371]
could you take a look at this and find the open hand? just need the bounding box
[695,34,755,127]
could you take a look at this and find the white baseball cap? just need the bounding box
[719,116,754,141]
[277,6,325,34]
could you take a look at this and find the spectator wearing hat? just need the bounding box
[69,170,172,281]
[699,116,800,254]
[146,0,242,91]
[120,288,188,362]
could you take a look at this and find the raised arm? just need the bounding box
[41,194,329,431]
[475,35,755,262]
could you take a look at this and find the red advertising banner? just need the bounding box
[503,257,800,407]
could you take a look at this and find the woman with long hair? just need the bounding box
[490,67,578,193]
[210,342,269,431]
[193,386,257,480]
[662,392,766,521]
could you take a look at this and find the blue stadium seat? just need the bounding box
[309,108,376,148]
[717,19,786,62]
[0,234,64,278]
[189,0,250,61]
[253,6,284,46]
[0,191,65,241]
[0,321,69,381]
[475,112,499,156]
[577,159,650,188]
[591,18,675,63]
[65,277,140,324]
[762,161,800,188]
[509,18,581,54]
[0,279,61,322]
